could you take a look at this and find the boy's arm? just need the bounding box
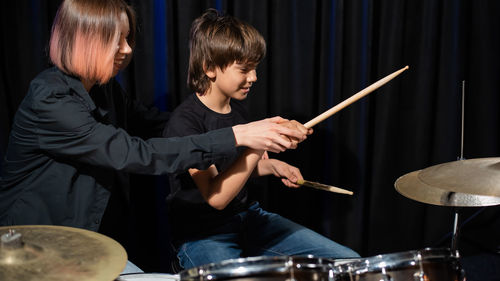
[189,148,264,210]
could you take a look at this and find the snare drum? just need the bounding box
[116,273,180,281]
[180,256,338,281]
[334,248,465,281]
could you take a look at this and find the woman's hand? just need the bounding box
[232,116,308,153]
[277,119,313,145]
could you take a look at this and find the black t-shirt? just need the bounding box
[164,93,249,241]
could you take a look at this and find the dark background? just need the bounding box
[1,0,499,279]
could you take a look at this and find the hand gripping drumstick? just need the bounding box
[296,179,353,195]
[304,65,409,128]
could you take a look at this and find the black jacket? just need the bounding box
[0,67,236,231]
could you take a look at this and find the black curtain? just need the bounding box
[1,0,499,276]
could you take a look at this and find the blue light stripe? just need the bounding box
[153,0,170,267]
[154,0,167,111]
[214,0,223,11]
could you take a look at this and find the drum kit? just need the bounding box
[174,156,499,281]
[2,68,498,280]
[0,224,473,281]
[179,249,464,280]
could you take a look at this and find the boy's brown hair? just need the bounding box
[188,9,266,94]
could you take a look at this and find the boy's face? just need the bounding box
[206,62,257,100]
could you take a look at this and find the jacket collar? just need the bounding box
[56,67,97,112]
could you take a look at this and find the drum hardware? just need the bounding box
[413,271,426,281]
[450,80,466,256]
[0,225,127,281]
[451,207,460,253]
[413,252,426,281]
[1,229,23,249]
[394,81,500,254]
[379,267,391,281]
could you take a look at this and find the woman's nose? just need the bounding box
[120,39,132,55]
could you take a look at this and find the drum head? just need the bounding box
[180,256,337,281]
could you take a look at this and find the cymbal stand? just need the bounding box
[451,80,466,253]
[451,208,460,252]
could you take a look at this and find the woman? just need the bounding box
[0,0,308,273]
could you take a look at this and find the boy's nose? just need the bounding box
[248,70,257,82]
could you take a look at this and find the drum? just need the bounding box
[333,248,465,281]
[180,256,338,281]
[116,273,180,281]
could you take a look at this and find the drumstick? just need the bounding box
[296,179,353,195]
[304,65,409,128]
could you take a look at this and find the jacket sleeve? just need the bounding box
[32,88,235,175]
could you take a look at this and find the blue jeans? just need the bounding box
[120,260,143,274]
[176,202,360,269]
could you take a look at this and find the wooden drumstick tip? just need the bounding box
[304,65,410,129]
[296,179,354,195]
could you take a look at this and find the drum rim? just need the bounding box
[336,247,459,273]
[117,272,180,280]
[180,255,335,280]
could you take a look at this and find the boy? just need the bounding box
[163,9,360,269]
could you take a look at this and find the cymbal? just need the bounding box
[0,225,127,281]
[395,170,500,207]
[417,158,500,197]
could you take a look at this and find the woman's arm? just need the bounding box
[32,87,235,174]
[33,89,306,175]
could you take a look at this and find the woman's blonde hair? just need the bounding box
[49,0,136,84]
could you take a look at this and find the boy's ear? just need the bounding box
[203,63,217,79]
[205,68,216,79]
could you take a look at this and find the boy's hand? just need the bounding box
[268,159,302,188]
